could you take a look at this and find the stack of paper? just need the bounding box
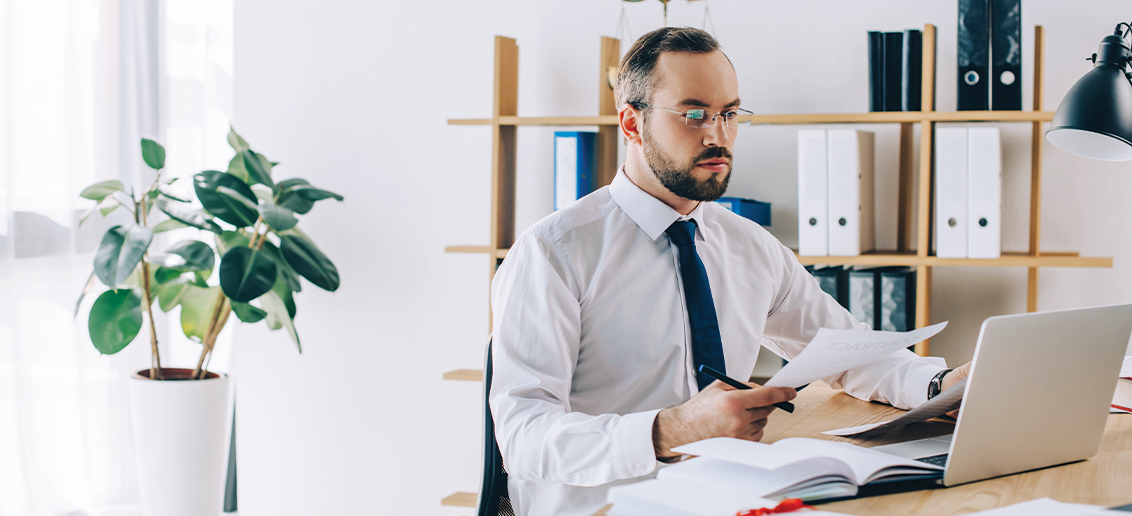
[1113,377,1132,414]
[606,478,848,516]
[960,498,1105,515]
[1120,356,1132,379]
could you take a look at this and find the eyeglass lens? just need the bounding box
[683,109,741,129]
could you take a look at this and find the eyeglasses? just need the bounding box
[631,102,754,129]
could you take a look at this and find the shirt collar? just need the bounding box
[609,165,709,242]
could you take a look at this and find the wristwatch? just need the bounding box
[927,368,952,400]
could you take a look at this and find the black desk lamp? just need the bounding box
[1047,23,1132,161]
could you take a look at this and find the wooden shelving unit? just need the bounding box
[440,24,1112,508]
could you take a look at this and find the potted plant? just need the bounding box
[76,128,342,515]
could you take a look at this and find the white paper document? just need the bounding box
[764,322,948,389]
[823,377,966,436]
[959,498,1103,516]
[1120,355,1132,379]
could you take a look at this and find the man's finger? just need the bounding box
[746,406,775,421]
[734,386,797,409]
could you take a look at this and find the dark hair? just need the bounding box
[614,27,724,110]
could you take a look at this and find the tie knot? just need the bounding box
[666,220,697,246]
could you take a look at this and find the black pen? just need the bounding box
[697,364,804,413]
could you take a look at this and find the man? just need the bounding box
[489,27,970,516]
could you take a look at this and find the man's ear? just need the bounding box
[619,105,643,146]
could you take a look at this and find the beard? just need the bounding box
[643,126,733,202]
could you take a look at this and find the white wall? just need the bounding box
[230,1,1132,514]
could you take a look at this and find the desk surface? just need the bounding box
[596,382,1132,516]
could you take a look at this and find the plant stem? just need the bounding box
[136,194,164,380]
[192,290,228,379]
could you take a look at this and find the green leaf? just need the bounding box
[231,301,267,323]
[216,185,259,211]
[166,240,216,272]
[219,247,277,302]
[194,171,259,227]
[276,178,309,191]
[157,198,223,234]
[153,266,184,285]
[156,279,191,312]
[153,218,190,233]
[157,184,191,202]
[88,288,143,355]
[262,241,302,292]
[261,290,300,352]
[278,190,315,214]
[80,180,125,201]
[100,202,120,217]
[273,275,297,318]
[241,149,274,188]
[293,186,343,202]
[226,152,250,183]
[227,126,250,152]
[141,138,166,169]
[258,204,298,231]
[281,234,339,291]
[94,224,154,287]
[194,270,211,285]
[215,230,251,256]
[179,285,222,343]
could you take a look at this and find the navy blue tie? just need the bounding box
[666,220,726,391]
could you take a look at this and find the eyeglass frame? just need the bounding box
[629,102,754,129]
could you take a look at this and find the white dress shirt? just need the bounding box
[489,168,946,516]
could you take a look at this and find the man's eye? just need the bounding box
[685,110,705,120]
[724,111,739,120]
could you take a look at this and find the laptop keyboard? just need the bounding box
[916,453,949,467]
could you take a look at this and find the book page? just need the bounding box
[672,437,819,471]
[1120,356,1132,379]
[822,378,967,436]
[764,322,948,388]
[657,457,857,500]
[772,437,942,485]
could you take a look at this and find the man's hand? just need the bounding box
[942,361,972,418]
[652,380,797,460]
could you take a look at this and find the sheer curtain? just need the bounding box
[0,1,234,515]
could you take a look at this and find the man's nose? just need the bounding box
[702,117,731,147]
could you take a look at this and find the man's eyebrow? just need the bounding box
[676,98,743,109]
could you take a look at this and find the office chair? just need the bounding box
[477,336,514,516]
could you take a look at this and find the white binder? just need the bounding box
[827,130,875,257]
[797,130,828,256]
[935,127,969,259]
[967,127,1002,259]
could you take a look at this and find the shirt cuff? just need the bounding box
[905,361,948,409]
[613,408,664,478]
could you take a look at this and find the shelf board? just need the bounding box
[445,245,509,258]
[447,111,1056,127]
[451,247,1109,268]
[443,369,484,381]
[441,492,477,507]
[795,251,1111,268]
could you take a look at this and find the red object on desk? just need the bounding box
[736,498,813,516]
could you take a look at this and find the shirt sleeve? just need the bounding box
[760,243,947,410]
[489,231,662,487]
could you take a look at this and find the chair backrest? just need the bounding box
[476,336,513,516]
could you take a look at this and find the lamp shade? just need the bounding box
[1046,34,1132,161]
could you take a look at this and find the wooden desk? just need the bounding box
[596,382,1132,516]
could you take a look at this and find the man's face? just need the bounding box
[641,50,739,202]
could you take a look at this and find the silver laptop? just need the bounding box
[871,303,1132,487]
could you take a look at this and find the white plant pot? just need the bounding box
[129,368,231,516]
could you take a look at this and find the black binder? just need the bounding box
[880,267,916,332]
[868,31,885,112]
[991,0,1022,110]
[883,32,904,112]
[902,29,923,112]
[811,266,850,308]
[957,0,990,110]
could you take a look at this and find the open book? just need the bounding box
[657,437,944,502]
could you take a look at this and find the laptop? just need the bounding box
[869,303,1132,487]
